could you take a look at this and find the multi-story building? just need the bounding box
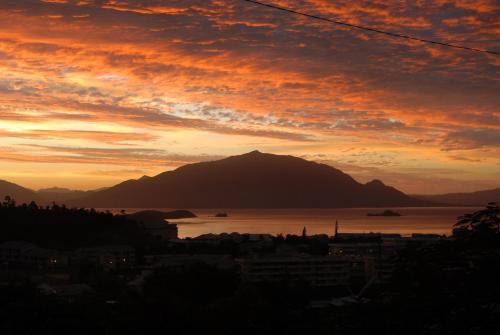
[363,255,397,284]
[238,255,351,287]
[329,242,381,257]
[328,231,404,284]
[144,254,235,270]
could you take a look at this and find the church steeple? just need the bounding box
[334,220,339,238]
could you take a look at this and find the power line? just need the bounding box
[240,0,499,55]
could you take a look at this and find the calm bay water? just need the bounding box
[109,207,479,238]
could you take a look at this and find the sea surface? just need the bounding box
[107,207,480,238]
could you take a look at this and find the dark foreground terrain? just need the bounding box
[1,199,499,335]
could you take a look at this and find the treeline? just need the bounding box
[374,202,500,333]
[0,197,147,250]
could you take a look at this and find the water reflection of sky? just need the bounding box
[164,207,480,238]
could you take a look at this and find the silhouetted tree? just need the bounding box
[454,202,500,241]
[28,201,38,211]
[0,198,148,249]
[3,195,15,207]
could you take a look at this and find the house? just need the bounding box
[0,241,69,269]
[144,221,178,240]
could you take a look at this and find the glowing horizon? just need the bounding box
[0,0,498,194]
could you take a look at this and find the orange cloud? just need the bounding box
[0,0,497,193]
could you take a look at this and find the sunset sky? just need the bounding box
[0,0,498,194]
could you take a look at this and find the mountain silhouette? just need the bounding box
[0,179,41,204]
[415,188,500,206]
[37,187,99,203]
[70,151,432,208]
[0,181,105,205]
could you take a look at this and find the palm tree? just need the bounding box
[3,196,15,207]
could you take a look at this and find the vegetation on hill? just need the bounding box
[0,197,146,250]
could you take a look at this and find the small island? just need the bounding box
[367,209,402,217]
[126,209,197,221]
[215,212,228,217]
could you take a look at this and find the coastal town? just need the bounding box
[0,204,488,297]
[1,221,448,294]
[1,200,499,334]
